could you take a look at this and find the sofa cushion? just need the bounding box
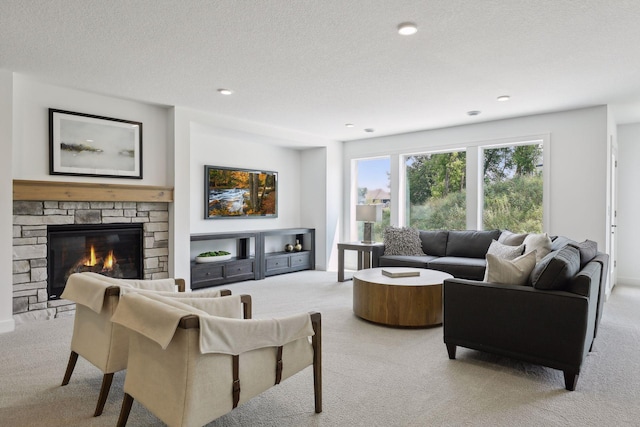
[383,227,425,256]
[378,254,437,269]
[483,250,537,286]
[530,245,581,290]
[498,230,528,246]
[568,240,598,268]
[487,239,524,260]
[523,233,552,262]
[419,230,448,256]
[427,257,487,281]
[445,230,501,258]
[549,235,578,252]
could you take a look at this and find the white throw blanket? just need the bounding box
[111,292,315,355]
[111,292,203,349]
[60,272,221,314]
[61,272,117,313]
[198,311,314,355]
[118,286,223,299]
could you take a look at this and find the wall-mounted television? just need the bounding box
[204,165,278,219]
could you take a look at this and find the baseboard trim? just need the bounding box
[0,317,16,334]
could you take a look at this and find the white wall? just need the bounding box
[616,123,640,286]
[12,76,170,185]
[342,106,610,250]
[168,107,335,287]
[300,148,327,269]
[189,124,302,234]
[0,70,15,333]
[2,76,170,333]
[299,141,343,271]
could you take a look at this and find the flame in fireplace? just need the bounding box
[84,245,97,267]
[82,246,117,272]
[103,250,116,271]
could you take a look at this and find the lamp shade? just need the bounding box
[356,204,382,222]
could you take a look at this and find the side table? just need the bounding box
[337,242,385,282]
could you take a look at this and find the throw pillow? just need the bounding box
[523,233,552,262]
[383,227,425,256]
[568,239,598,268]
[487,239,524,260]
[498,230,528,246]
[530,245,581,290]
[483,250,537,286]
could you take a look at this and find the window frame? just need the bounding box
[348,133,550,237]
[478,136,549,232]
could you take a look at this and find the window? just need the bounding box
[482,143,543,233]
[355,157,391,242]
[405,151,466,230]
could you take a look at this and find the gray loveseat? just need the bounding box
[377,229,609,390]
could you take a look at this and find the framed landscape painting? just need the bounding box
[49,109,143,179]
[204,165,278,219]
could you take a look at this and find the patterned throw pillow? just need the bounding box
[487,239,524,260]
[383,227,425,256]
[483,250,537,286]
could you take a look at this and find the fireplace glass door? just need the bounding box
[47,224,143,300]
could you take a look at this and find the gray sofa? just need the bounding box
[377,229,609,390]
[378,229,503,280]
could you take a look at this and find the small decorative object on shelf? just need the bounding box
[293,240,302,252]
[284,243,293,252]
[195,251,232,263]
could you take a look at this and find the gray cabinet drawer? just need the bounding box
[192,264,224,282]
[225,260,255,279]
[266,255,290,272]
[290,252,310,269]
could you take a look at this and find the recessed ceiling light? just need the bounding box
[217,88,233,95]
[364,128,375,133]
[467,110,481,116]
[345,123,355,128]
[497,95,510,102]
[397,22,418,36]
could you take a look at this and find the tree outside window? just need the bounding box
[482,143,543,233]
[405,151,467,230]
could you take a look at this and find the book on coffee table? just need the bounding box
[381,268,420,278]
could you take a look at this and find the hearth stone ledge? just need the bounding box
[12,200,170,324]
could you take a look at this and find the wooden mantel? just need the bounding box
[13,180,173,202]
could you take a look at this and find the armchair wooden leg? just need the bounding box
[94,373,114,416]
[446,343,457,360]
[310,312,322,413]
[563,371,579,391]
[116,393,134,427]
[61,351,78,386]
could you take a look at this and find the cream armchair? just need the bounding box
[111,292,322,427]
[60,272,228,416]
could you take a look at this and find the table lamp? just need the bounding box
[356,204,383,244]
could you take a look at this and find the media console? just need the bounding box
[190,228,315,289]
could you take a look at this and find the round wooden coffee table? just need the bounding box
[352,267,453,327]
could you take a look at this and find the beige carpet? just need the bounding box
[1,270,639,426]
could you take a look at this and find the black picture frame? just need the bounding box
[204,165,278,219]
[49,109,143,179]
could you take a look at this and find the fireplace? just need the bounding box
[47,224,144,300]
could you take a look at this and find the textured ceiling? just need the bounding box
[2,0,640,145]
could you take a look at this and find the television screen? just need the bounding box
[204,165,278,219]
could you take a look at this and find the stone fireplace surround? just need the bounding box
[12,180,173,324]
